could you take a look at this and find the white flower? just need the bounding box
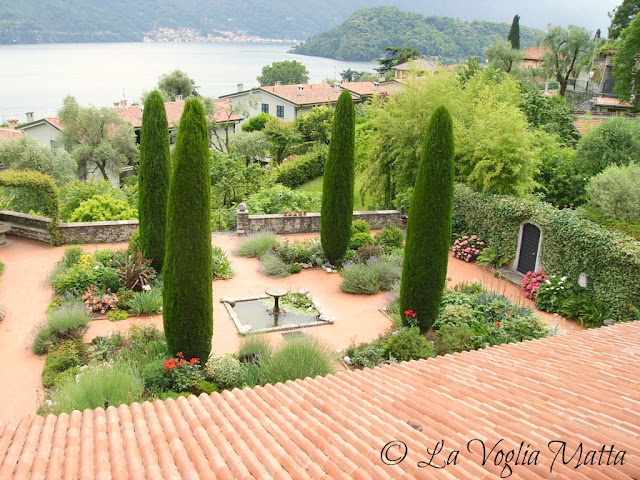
[546,280,551,284]
[561,276,567,281]
[142,284,151,291]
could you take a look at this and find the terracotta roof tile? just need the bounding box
[113,99,242,128]
[260,84,358,106]
[339,82,388,97]
[2,323,640,478]
[594,96,633,107]
[522,46,550,61]
[0,127,23,143]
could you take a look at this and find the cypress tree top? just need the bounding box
[508,14,521,50]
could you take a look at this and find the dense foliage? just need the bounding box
[292,7,539,62]
[400,106,454,333]
[138,91,170,271]
[453,183,640,321]
[271,145,327,189]
[611,14,640,107]
[576,117,640,175]
[0,136,75,185]
[163,98,213,361]
[321,90,356,264]
[257,60,309,86]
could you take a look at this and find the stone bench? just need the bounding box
[0,223,10,245]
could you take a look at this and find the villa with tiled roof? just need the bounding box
[1,322,638,479]
[220,81,386,125]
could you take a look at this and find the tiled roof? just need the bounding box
[1,322,639,478]
[114,99,243,128]
[19,117,62,131]
[0,127,23,143]
[573,116,606,134]
[339,82,388,97]
[260,83,358,106]
[392,58,438,72]
[522,46,550,61]
[594,96,633,107]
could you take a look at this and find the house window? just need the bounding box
[276,105,284,118]
[50,140,57,150]
[170,135,176,145]
[261,103,269,114]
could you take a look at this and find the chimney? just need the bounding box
[7,119,19,129]
[373,82,379,91]
[333,83,341,93]
[175,94,183,101]
[379,74,386,82]
[120,99,128,107]
[237,83,244,92]
[25,112,34,122]
[297,85,304,96]
[114,101,121,107]
[275,81,282,86]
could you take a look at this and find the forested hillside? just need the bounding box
[291,7,541,63]
[0,0,597,46]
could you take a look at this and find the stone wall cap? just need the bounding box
[60,219,140,228]
[0,210,51,222]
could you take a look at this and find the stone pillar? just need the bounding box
[236,203,249,234]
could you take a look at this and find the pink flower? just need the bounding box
[471,235,477,240]
[100,309,106,315]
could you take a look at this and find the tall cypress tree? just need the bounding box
[400,106,454,333]
[163,98,213,360]
[138,90,170,272]
[321,89,355,264]
[508,15,521,50]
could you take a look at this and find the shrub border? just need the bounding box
[0,170,60,245]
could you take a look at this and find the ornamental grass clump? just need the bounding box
[340,257,402,295]
[33,302,90,355]
[128,287,163,315]
[259,252,292,278]
[235,232,279,258]
[261,336,336,385]
[212,246,234,279]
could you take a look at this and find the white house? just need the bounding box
[19,116,63,151]
[220,82,387,126]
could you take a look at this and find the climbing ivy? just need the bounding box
[0,170,60,245]
[453,183,640,321]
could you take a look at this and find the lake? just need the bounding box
[0,42,377,121]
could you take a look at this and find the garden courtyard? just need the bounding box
[0,233,583,424]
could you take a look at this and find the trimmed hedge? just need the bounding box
[453,183,640,321]
[0,170,60,244]
[272,145,327,189]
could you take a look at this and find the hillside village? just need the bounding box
[0,4,639,479]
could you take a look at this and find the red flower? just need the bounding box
[179,358,186,365]
[404,310,417,317]
[495,322,501,327]
[163,359,176,370]
[189,358,200,365]
[176,352,183,357]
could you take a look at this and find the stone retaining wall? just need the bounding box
[0,211,138,245]
[236,203,404,234]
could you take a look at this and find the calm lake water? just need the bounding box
[0,42,376,121]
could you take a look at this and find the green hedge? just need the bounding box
[272,145,327,189]
[453,183,640,321]
[0,170,60,244]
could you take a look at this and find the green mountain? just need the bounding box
[291,7,542,63]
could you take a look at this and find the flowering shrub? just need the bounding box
[163,352,205,391]
[535,275,571,313]
[451,235,485,262]
[404,309,419,328]
[82,286,119,315]
[521,270,548,300]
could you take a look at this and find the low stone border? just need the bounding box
[220,291,333,336]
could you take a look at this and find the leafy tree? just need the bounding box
[534,142,588,208]
[210,152,271,207]
[0,136,75,184]
[541,25,593,97]
[294,105,334,144]
[340,69,365,82]
[157,69,199,100]
[163,98,213,361]
[400,106,454,333]
[508,14,520,50]
[241,113,276,132]
[612,14,640,107]
[376,46,421,75]
[257,60,309,86]
[455,56,483,85]
[576,117,640,175]
[321,90,356,264]
[138,90,170,271]
[485,39,524,73]
[263,119,302,164]
[586,163,640,223]
[608,0,640,40]
[519,85,578,145]
[229,131,269,164]
[58,95,138,181]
